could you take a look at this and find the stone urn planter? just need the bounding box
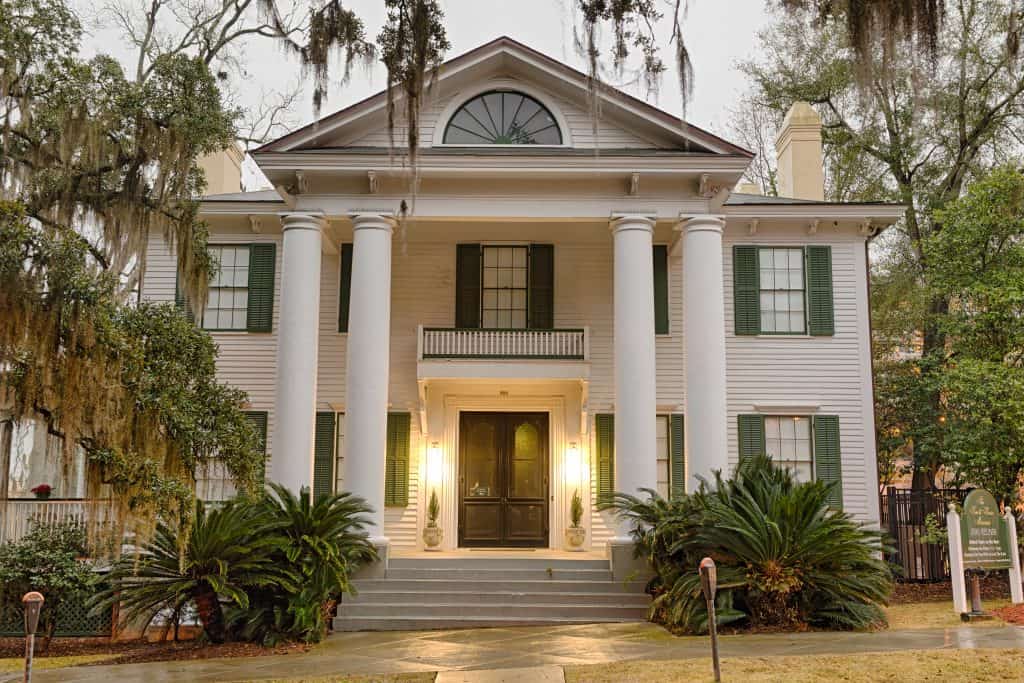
[422,524,443,550]
[565,525,586,551]
[565,488,586,551]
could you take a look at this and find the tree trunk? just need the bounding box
[193,586,227,644]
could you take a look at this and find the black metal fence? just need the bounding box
[879,487,966,582]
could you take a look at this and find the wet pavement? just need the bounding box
[10,621,1024,682]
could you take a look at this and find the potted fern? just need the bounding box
[565,489,586,550]
[422,489,443,550]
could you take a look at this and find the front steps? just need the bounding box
[334,556,650,631]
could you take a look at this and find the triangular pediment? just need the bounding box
[258,37,750,157]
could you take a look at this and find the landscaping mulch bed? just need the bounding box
[0,636,310,665]
[891,575,1011,604]
[993,603,1024,626]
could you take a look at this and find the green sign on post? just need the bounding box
[961,489,1013,570]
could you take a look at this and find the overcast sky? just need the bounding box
[79,0,773,187]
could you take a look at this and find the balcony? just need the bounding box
[417,326,590,381]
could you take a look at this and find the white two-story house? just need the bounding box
[2,36,903,629]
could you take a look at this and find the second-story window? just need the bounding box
[482,246,528,329]
[204,245,251,330]
[758,247,805,334]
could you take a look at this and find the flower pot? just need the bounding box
[422,525,443,550]
[33,492,51,500]
[565,526,586,551]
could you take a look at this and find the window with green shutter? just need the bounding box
[179,243,276,332]
[653,245,669,334]
[669,414,685,500]
[733,245,834,336]
[246,243,276,332]
[385,412,411,507]
[456,244,556,330]
[806,246,835,335]
[338,243,353,332]
[528,244,554,329]
[737,414,766,463]
[595,414,614,505]
[813,415,842,508]
[313,412,336,500]
[456,244,482,328]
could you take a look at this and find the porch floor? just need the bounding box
[390,549,606,560]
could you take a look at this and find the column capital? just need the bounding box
[675,214,726,235]
[609,213,657,234]
[279,211,326,232]
[350,212,397,232]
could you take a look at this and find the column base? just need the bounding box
[354,537,390,579]
[607,537,654,583]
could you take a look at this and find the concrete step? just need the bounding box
[337,602,649,620]
[383,567,614,581]
[352,578,647,594]
[345,590,651,606]
[388,557,610,570]
[333,615,637,632]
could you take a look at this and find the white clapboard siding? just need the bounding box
[723,227,876,522]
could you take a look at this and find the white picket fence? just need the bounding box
[419,326,588,360]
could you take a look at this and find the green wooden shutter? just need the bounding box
[669,414,685,500]
[313,412,336,500]
[806,245,835,336]
[385,412,411,507]
[653,245,669,334]
[246,243,276,332]
[455,244,481,328]
[737,414,766,464]
[733,245,760,335]
[173,269,195,323]
[244,411,269,486]
[338,243,353,332]
[813,414,843,508]
[528,244,555,329]
[595,414,615,505]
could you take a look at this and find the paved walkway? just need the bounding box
[11,622,1024,683]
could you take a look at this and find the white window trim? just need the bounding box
[433,80,574,148]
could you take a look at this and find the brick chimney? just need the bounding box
[774,102,824,201]
[198,143,245,196]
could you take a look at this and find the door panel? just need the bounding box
[459,412,549,547]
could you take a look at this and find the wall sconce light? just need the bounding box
[427,441,443,485]
[565,442,581,484]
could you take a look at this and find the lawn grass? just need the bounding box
[564,648,1024,683]
[884,599,1009,630]
[0,654,117,673]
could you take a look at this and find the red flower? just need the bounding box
[30,484,52,495]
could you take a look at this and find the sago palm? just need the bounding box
[95,499,295,643]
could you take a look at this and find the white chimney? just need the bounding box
[197,143,245,196]
[774,102,824,201]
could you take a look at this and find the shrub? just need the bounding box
[0,519,96,648]
[229,484,376,644]
[570,489,583,528]
[605,456,893,633]
[96,499,295,643]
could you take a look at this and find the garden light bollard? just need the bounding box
[22,591,44,683]
[699,557,721,683]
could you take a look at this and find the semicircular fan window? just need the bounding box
[443,91,562,145]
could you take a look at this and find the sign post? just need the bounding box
[954,490,1016,620]
[699,557,721,683]
[22,592,44,683]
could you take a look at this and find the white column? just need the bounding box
[343,213,394,543]
[681,214,728,490]
[270,212,324,495]
[611,214,658,540]
[947,504,968,613]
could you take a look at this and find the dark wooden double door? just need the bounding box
[459,412,549,547]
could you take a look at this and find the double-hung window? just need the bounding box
[203,245,251,330]
[482,246,529,329]
[764,416,813,481]
[758,247,806,333]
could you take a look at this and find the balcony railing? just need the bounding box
[419,326,588,361]
[1,499,111,543]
